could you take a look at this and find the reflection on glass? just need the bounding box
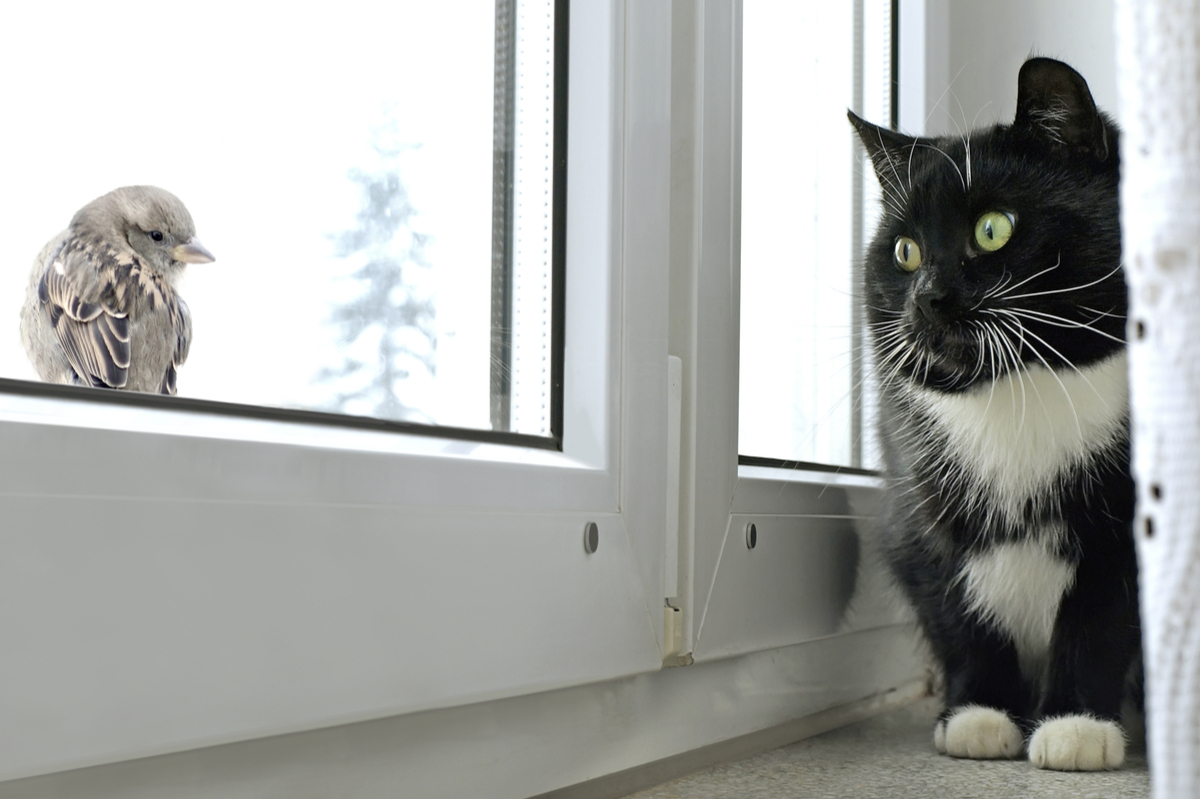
[491,0,557,436]
[739,0,890,468]
[0,1,555,437]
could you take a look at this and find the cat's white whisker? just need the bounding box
[1000,262,1124,302]
[881,198,906,221]
[906,488,944,519]
[917,142,968,192]
[906,141,917,195]
[1078,305,1126,321]
[964,135,972,189]
[873,335,908,357]
[960,96,997,193]
[920,350,934,384]
[871,129,911,203]
[980,324,1002,419]
[993,319,1029,431]
[995,313,1112,409]
[997,318,1084,438]
[924,61,970,131]
[878,341,915,392]
[968,326,987,384]
[988,253,1063,299]
[980,272,1016,303]
[968,102,994,131]
[878,171,909,206]
[997,307,1126,345]
[871,337,906,357]
[943,90,974,191]
[1028,100,1071,146]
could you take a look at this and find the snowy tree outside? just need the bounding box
[317,121,437,423]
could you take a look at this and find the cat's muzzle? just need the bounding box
[907,324,990,389]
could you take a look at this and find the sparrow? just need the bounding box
[20,186,214,395]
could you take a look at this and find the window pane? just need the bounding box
[0,0,556,438]
[739,0,891,468]
[492,0,559,436]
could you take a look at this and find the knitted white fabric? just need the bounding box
[1115,2,1200,796]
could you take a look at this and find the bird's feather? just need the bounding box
[36,236,189,393]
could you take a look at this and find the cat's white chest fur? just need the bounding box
[961,538,1076,677]
[911,351,1128,525]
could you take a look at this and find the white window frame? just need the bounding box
[0,1,675,781]
[0,0,925,791]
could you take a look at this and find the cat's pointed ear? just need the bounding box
[848,110,917,181]
[1014,57,1110,160]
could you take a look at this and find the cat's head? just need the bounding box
[849,57,1123,396]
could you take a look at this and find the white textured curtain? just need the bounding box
[1115,2,1200,796]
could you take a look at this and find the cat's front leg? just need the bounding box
[918,600,1035,760]
[1031,537,1139,771]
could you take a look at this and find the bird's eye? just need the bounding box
[974,211,1015,252]
[149,230,165,242]
[893,236,922,272]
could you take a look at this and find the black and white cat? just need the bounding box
[849,58,1138,771]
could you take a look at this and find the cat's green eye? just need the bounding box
[975,211,1015,252]
[894,237,922,272]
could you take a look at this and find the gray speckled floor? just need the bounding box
[629,698,1149,798]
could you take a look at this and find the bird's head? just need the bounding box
[76,185,215,276]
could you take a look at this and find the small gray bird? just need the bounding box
[20,186,214,395]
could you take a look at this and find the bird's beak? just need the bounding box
[172,238,215,264]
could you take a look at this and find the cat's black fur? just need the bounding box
[850,58,1138,769]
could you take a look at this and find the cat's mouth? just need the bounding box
[880,318,1025,393]
[909,326,991,391]
[916,322,973,358]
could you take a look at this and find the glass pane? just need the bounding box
[0,0,556,438]
[739,0,891,467]
[492,0,559,436]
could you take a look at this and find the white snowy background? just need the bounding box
[0,2,494,428]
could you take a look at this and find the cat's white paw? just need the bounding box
[933,705,1024,759]
[1028,715,1125,770]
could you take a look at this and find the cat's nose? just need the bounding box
[914,283,954,323]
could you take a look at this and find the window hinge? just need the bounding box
[663,601,692,666]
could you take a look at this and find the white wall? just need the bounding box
[911,0,1117,134]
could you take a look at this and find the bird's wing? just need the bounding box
[37,240,133,389]
[158,297,192,395]
[37,234,194,393]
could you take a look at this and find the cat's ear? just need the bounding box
[848,110,917,182]
[1014,57,1110,160]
